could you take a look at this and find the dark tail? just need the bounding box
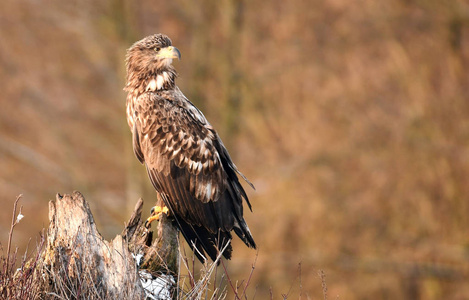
[233,219,256,249]
[175,217,233,263]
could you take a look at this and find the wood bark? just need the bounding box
[38,191,179,299]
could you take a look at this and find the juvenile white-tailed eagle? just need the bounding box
[124,34,256,262]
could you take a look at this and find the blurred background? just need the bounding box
[1,0,469,298]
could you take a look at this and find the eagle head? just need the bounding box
[125,33,181,93]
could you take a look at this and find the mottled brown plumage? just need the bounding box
[125,34,256,262]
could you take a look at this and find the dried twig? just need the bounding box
[318,269,327,300]
[241,250,259,299]
[298,262,303,300]
[221,252,241,300]
[5,194,23,277]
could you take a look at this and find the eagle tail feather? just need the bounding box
[176,217,233,263]
[234,220,256,249]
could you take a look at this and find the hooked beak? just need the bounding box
[156,46,181,60]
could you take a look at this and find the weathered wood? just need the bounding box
[38,191,178,299]
[140,194,180,275]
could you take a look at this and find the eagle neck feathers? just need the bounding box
[125,67,177,97]
[125,61,178,130]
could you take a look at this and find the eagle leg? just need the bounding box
[144,205,170,228]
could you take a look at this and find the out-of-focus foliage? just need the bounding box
[1,0,469,298]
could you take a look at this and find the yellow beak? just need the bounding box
[156,46,181,60]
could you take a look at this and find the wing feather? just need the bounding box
[132,123,144,164]
[132,92,255,260]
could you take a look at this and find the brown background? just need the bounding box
[1,0,469,299]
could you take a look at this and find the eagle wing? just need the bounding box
[131,92,255,260]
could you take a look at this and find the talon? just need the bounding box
[145,205,170,228]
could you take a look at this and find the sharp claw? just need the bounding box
[145,206,170,228]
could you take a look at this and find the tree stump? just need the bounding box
[39,191,179,299]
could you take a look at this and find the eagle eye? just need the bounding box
[154,47,161,52]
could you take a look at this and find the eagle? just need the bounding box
[124,34,256,262]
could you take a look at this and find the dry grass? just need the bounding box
[1,195,311,299]
[0,195,44,299]
[42,257,141,299]
[176,244,313,300]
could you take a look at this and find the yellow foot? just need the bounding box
[145,205,170,228]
